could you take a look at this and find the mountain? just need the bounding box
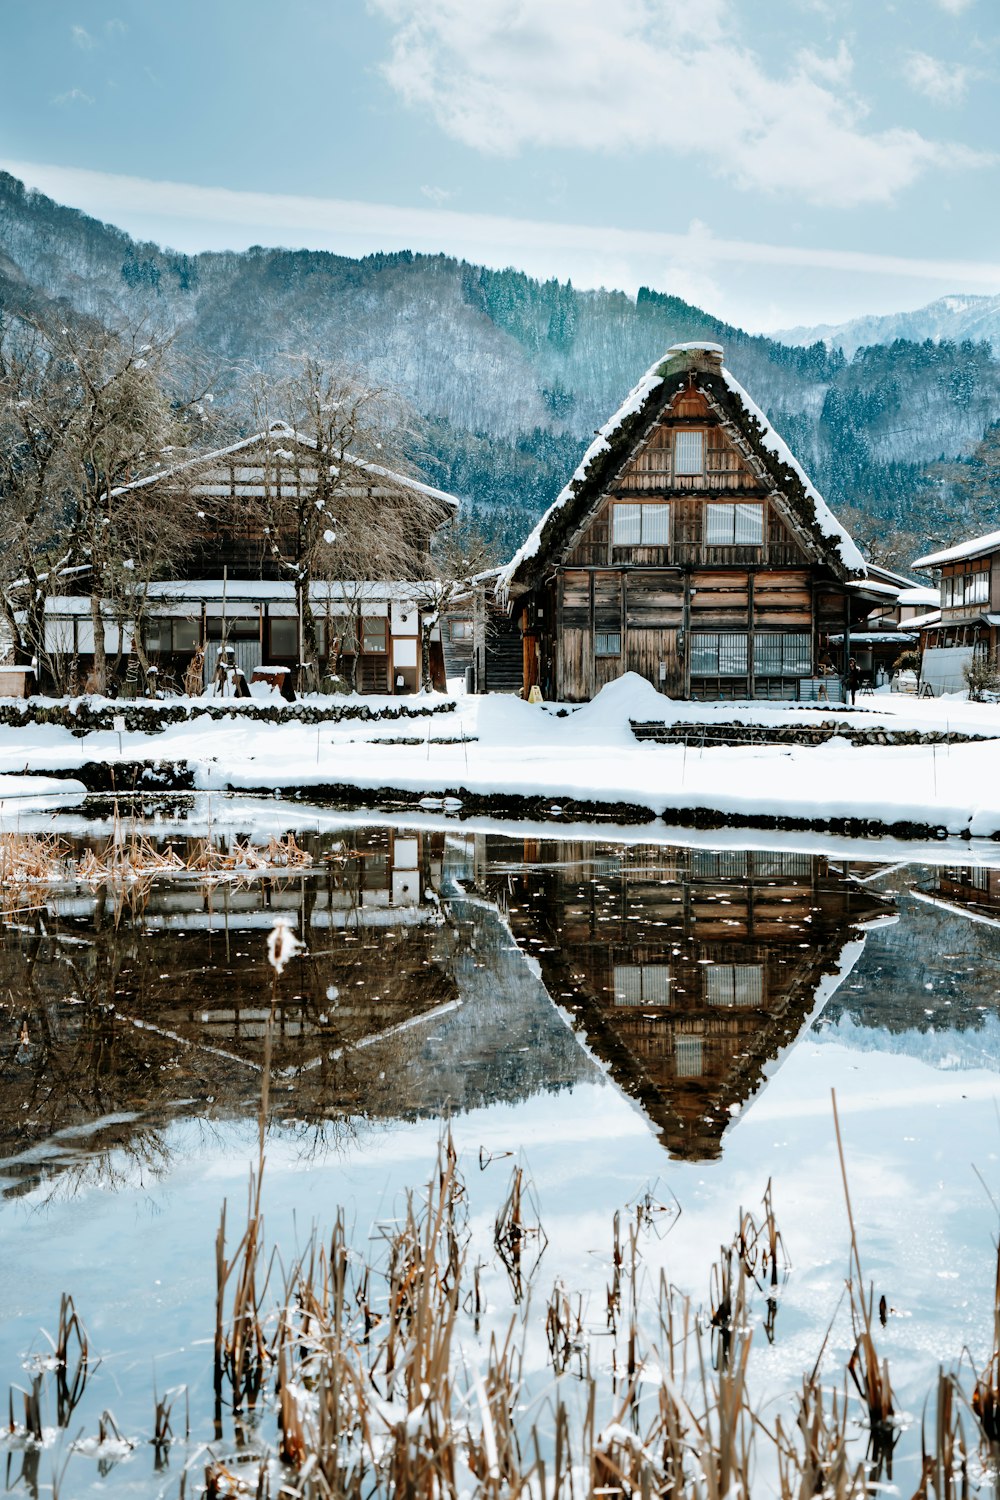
[775,294,1000,360]
[1,170,999,563]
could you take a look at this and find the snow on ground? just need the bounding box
[0,773,87,808]
[3,676,1000,834]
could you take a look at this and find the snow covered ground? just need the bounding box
[2,675,1000,835]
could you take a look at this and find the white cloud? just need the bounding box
[934,0,975,13]
[51,89,94,107]
[420,184,455,206]
[71,24,95,49]
[903,51,971,105]
[370,0,988,209]
[795,40,854,87]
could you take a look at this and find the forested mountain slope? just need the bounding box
[1,170,997,562]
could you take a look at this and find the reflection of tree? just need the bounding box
[0,826,461,1199]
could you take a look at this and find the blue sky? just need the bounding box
[1,0,998,331]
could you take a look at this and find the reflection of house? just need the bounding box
[912,531,1000,695]
[36,424,459,695]
[0,827,458,1193]
[496,344,882,702]
[476,840,890,1159]
[911,865,1000,927]
[0,823,598,1199]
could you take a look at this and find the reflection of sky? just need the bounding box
[2,1039,999,1495]
[4,827,1000,1495]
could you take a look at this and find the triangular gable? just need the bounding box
[112,422,459,512]
[498,343,865,597]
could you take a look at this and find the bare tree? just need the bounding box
[418,524,499,691]
[248,360,445,692]
[0,310,214,692]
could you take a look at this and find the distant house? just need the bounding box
[36,424,459,695]
[912,530,1000,694]
[827,564,937,683]
[497,343,879,703]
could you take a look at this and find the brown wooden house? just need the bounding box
[497,343,876,702]
[35,423,459,695]
[912,530,1000,695]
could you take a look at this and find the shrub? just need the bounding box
[964,651,1000,701]
[893,649,919,674]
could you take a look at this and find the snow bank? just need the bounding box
[8,686,1000,838]
[0,774,86,807]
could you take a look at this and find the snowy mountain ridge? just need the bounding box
[775,293,1000,359]
[1,170,998,561]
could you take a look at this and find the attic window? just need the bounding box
[674,430,704,475]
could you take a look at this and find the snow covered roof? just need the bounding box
[828,631,917,645]
[847,578,899,599]
[111,422,460,511]
[913,531,1000,569]
[906,609,942,629]
[497,344,865,598]
[866,562,921,591]
[896,585,940,607]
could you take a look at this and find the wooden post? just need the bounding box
[747,572,755,700]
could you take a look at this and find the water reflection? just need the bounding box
[0,824,601,1199]
[0,819,912,1194]
[913,864,1000,926]
[472,840,892,1158]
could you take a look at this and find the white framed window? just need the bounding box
[674,430,704,476]
[450,618,474,641]
[967,571,989,605]
[362,617,387,653]
[705,965,764,1007]
[612,964,670,1006]
[595,631,622,656]
[690,632,748,677]
[705,502,764,546]
[612,503,670,547]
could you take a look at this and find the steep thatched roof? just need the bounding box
[498,343,865,599]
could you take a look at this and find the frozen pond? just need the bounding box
[2,797,1000,1496]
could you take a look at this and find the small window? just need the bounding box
[450,619,474,641]
[705,503,764,546]
[706,965,764,1007]
[269,618,297,657]
[362,616,387,653]
[675,1036,703,1078]
[612,503,670,546]
[967,571,989,605]
[173,619,201,652]
[754,632,812,677]
[144,620,167,653]
[613,964,670,1006]
[595,631,621,656]
[674,430,704,476]
[690,632,748,677]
